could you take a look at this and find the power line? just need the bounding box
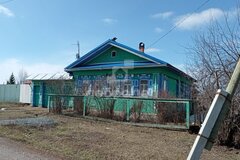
[147,0,212,49]
[0,0,14,5]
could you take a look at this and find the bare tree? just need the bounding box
[18,69,28,84]
[47,80,74,114]
[187,9,240,148]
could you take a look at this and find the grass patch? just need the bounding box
[0,103,239,160]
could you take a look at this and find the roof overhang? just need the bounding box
[65,64,166,72]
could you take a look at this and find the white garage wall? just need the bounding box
[19,85,31,103]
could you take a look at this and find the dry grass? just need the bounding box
[0,103,47,120]
[0,103,239,160]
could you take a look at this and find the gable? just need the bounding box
[64,39,194,81]
[83,46,149,66]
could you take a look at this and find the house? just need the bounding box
[65,38,194,99]
[29,38,194,128]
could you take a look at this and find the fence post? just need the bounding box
[126,99,130,121]
[47,95,50,112]
[83,96,86,116]
[186,101,190,129]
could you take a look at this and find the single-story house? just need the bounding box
[65,38,194,99]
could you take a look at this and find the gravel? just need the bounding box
[0,117,56,127]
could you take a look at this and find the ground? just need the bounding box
[0,137,61,160]
[0,103,239,160]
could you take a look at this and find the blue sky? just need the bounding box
[0,0,238,83]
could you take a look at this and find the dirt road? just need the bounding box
[0,137,61,160]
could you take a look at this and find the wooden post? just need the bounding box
[47,95,50,112]
[186,102,190,129]
[126,99,130,121]
[83,96,86,116]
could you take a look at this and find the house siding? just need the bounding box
[72,67,191,99]
[84,46,148,65]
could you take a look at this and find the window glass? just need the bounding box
[140,80,148,96]
[124,80,131,96]
[111,51,116,57]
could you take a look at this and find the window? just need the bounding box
[114,80,120,96]
[111,51,116,57]
[82,80,90,95]
[124,80,132,96]
[140,80,148,96]
[133,80,139,96]
[93,80,103,96]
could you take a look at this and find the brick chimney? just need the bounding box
[139,42,145,52]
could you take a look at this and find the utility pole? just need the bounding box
[187,58,240,160]
[73,41,80,59]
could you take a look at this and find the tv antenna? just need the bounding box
[73,41,80,59]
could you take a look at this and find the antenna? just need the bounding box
[73,41,80,59]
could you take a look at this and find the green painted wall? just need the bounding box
[86,97,155,113]
[73,67,190,84]
[84,46,148,65]
[32,80,74,108]
[33,85,40,107]
[167,77,177,97]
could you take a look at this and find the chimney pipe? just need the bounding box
[112,37,117,41]
[139,42,145,52]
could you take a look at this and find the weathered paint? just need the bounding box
[72,66,191,99]
[73,67,190,83]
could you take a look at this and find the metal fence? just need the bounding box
[0,84,31,103]
[47,94,191,130]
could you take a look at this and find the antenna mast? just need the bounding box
[73,41,80,59]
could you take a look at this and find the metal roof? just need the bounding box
[65,39,169,71]
[64,39,194,80]
[26,72,72,81]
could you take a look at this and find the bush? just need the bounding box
[95,97,116,119]
[130,101,143,122]
[74,97,84,114]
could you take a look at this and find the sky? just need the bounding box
[0,0,238,83]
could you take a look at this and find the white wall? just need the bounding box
[19,84,31,103]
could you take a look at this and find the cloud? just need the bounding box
[145,48,161,53]
[174,8,224,30]
[154,27,163,33]
[102,18,118,24]
[0,58,64,84]
[0,5,14,17]
[151,11,174,19]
